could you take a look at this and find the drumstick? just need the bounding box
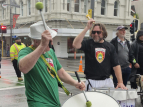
[86,14,95,24]
[35,2,53,49]
[75,71,92,107]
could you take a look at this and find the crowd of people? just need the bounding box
[3,17,142,106]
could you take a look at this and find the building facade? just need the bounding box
[0,0,132,57]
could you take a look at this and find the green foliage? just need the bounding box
[134,13,139,19]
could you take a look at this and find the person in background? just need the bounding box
[110,26,133,87]
[10,37,26,81]
[129,30,143,89]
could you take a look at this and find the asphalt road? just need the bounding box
[0,57,142,107]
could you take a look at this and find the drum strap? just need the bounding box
[87,79,93,91]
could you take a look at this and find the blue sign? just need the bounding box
[12,35,17,38]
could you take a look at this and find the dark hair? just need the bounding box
[89,23,108,39]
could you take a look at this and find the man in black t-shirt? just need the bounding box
[73,18,127,91]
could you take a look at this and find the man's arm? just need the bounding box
[73,18,95,49]
[113,65,123,83]
[113,65,127,89]
[73,27,89,49]
[58,68,85,90]
[129,42,140,68]
[19,45,45,74]
[19,30,53,74]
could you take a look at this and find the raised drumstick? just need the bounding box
[75,71,92,107]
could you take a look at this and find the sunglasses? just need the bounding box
[92,31,102,34]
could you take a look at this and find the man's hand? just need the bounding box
[116,83,128,90]
[134,63,140,68]
[40,30,53,47]
[75,81,86,91]
[86,18,95,29]
[129,63,132,68]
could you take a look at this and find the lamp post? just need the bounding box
[91,0,98,19]
[3,0,20,46]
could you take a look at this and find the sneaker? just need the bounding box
[18,77,23,81]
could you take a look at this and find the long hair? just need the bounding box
[89,23,108,39]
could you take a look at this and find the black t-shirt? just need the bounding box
[79,39,119,80]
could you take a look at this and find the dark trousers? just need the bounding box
[12,59,21,77]
[113,66,131,87]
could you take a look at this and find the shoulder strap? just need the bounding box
[29,45,70,95]
[22,43,25,47]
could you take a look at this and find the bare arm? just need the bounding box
[58,68,85,90]
[58,68,78,86]
[72,18,95,49]
[72,27,89,49]
[113,65,123,83]
[19,45,45,74]
[19,30,53,74]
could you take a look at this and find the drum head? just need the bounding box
[62,91,120,107]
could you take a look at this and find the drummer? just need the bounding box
[73,18,127,91]
[18,21,85,107]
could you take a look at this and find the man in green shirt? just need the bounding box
[18,21,85,107]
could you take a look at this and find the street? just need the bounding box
[0,57,142,107]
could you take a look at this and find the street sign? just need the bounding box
[88,9,92,18]
[12,35,17,38]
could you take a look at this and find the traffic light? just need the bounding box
[130,19,138,34]
[88,9,92,18]
[130,22,135,34]
[0,25,7,33]
[130,35,135,42]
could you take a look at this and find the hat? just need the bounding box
[28,21,57,39]
[116,26,128,31]
[136,30,143,39]
[15,36,21,40]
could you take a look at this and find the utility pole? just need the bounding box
[91,0,94,19]
[91,0,97,19]
[3,0,20,46]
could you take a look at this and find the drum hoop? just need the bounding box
[62,91,120,107]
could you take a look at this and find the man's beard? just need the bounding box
[119,35,125,38]
[92,36,103,43]
[17,42,21,45]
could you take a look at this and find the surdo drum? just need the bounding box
[62,91,120,107]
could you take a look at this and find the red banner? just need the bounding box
[13,14,20,28]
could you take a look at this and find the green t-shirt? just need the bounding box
[18,47,62,107]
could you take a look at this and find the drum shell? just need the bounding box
[62,91,120,107]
